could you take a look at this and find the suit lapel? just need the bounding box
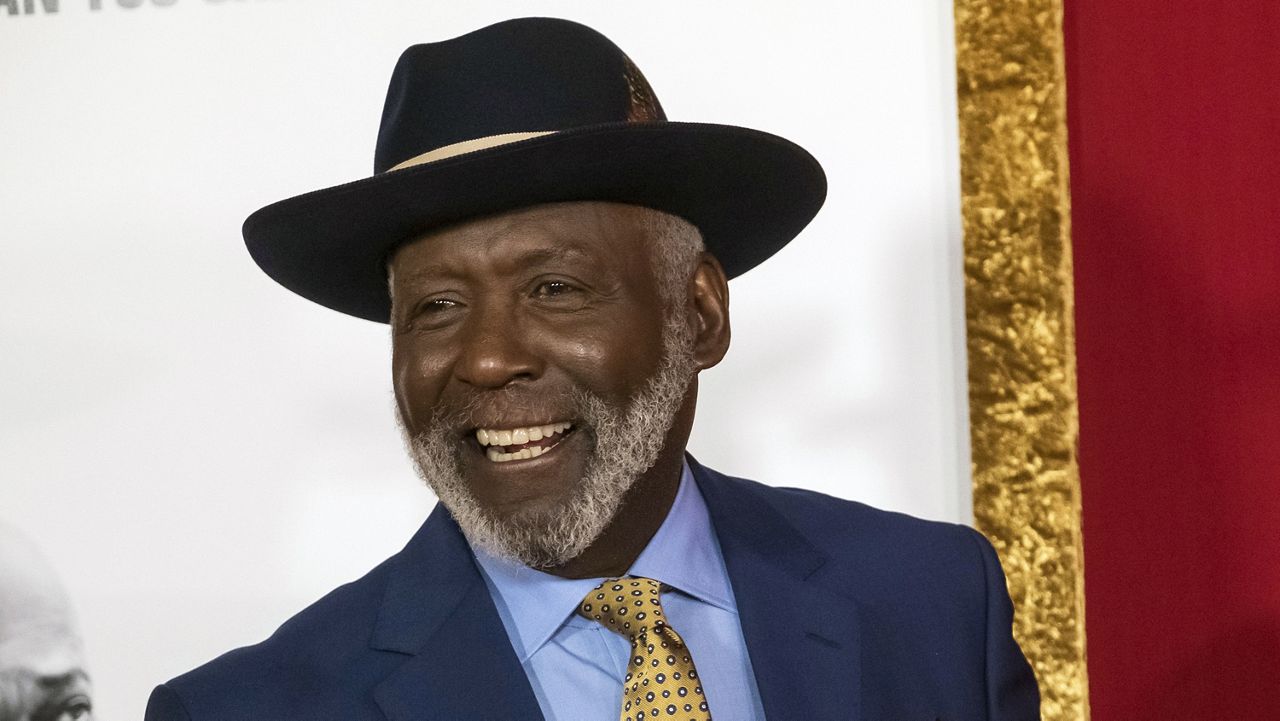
[692,459,863,721]
[366,463,863,720]
[370,505,543,721]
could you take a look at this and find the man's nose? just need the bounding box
[453,301,544,389]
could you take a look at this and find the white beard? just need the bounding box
[399,315,696,568]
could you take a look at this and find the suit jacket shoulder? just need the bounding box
[145,501,522,721]
[692,463,1040,720]
[729,473,993,601]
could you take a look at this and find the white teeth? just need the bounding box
[475,422,572,448]
[477,422,573,462]
[485,445,547,463]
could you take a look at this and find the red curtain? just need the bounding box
[1065,2,1280,717]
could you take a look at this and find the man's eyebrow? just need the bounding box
[509,244,591,267]
[35,670,84,690]
[393,263,456,283]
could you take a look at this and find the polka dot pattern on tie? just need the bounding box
[578,577,712,721]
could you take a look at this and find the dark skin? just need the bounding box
[389,201,730,579]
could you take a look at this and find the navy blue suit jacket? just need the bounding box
[146,460,1040,720]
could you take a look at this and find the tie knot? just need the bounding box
[578,576,667,638]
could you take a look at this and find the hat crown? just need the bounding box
[244,17,825,323]
[374,17,666,174]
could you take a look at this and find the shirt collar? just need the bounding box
[471,461,736,662]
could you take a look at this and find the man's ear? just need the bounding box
[688,252,731,370]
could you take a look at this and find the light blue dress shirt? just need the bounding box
[473,462,768,721]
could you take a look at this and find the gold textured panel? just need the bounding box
[953,0,1090,719]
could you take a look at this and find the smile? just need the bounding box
[475,422,574,463]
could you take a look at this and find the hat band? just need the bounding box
[387,131,555,172]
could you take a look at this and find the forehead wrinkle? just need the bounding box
[392,261,456,285]
[473,212,611,257]
[392,202,651,289]
[407,236,601,280]
[503,244,592,270]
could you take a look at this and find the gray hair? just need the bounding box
[639,208,705,311]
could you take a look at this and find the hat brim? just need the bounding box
[243,121,827,322]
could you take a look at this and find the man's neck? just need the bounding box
[536,454,685,579]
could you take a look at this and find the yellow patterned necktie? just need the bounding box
[577,577,712,721]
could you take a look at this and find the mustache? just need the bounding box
[424,385,603,431]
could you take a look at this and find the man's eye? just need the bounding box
[419,298,460,313]
[533,281,577,298]
[57,704,91,721]
[43,697,92,721]
[403,297,463,332]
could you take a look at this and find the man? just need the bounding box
[146,17,1039,720]
[0,521,95,721]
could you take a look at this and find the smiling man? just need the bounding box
[145,17,1039,721]
[390,203,714,581]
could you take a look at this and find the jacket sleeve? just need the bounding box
[144,683,194,721]
[969,528,1042,721]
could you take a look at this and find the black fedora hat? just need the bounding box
[244,17,827,323]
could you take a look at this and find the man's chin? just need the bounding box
[428,460,604,567]
[452,499,605,569]
[470,488,579,529]
[473,507,590,566]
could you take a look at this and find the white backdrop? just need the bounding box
[0,1,968,717]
